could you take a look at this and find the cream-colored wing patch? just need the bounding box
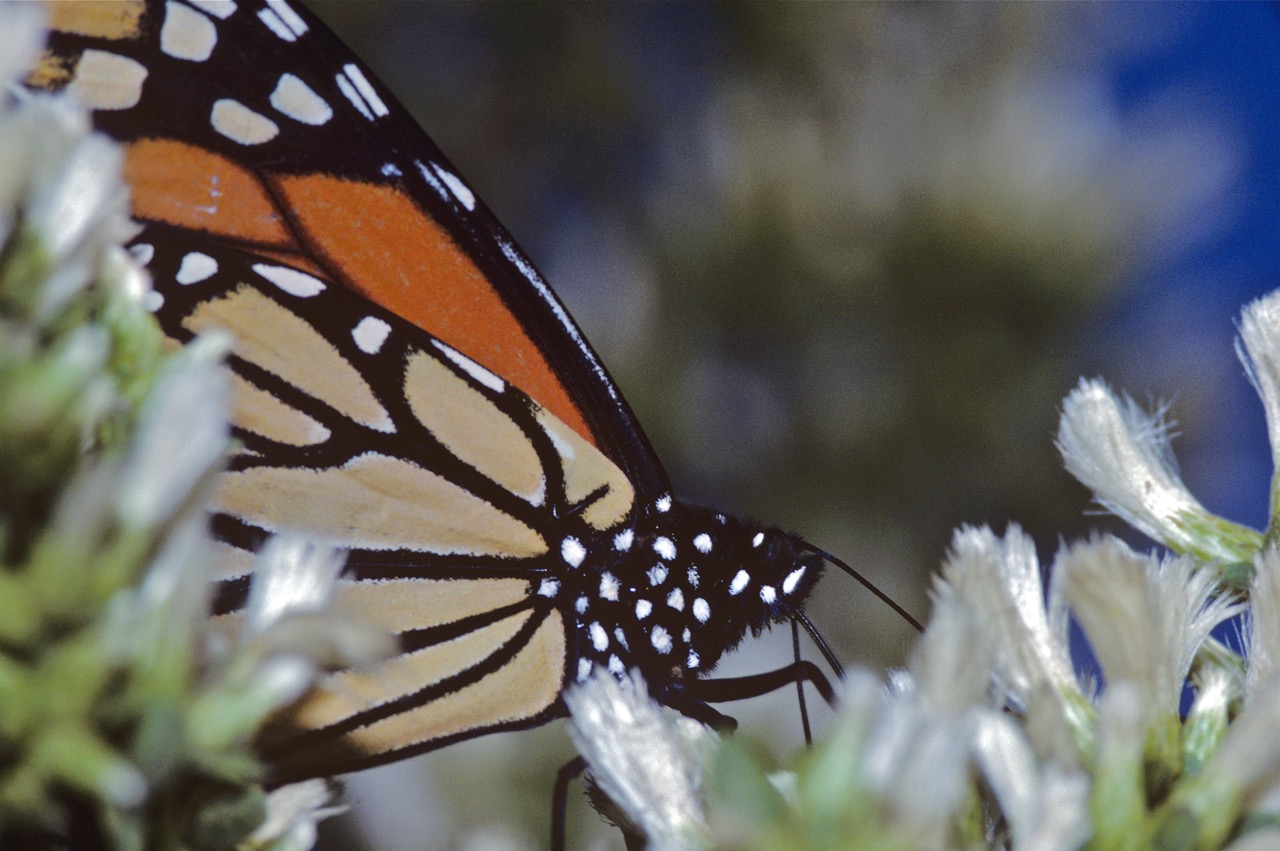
[333,577,530,634]
[210,539,256,583]
[535,408,634,530]
[403,351,545,505]
[67,49,148,111]
[185,285,393,432]
[230,372,331,446]
[213,452,546,557]
[46,1,146,40]
[274,610,565,777]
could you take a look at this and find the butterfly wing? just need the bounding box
[33,0,667,777]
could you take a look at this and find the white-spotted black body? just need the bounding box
[549,496,825,691]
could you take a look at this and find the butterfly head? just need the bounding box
[635,503,825,674]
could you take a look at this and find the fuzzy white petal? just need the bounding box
[118,333,231,529]
[1238,291,1280,473]
[565,671,712,848]
[249,779,347,851]
[245,536,346,634]
[910,594,990,713]
[971,711,1090,851]
[1060,538,1241,713]
[1057,379,1220,556]
[938,525,1078,704]
[1198,676,1280,811]
[1249,548,1280,699]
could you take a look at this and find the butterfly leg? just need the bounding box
[684,660,836,707]
[551,755,586,851]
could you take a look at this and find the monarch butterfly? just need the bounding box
[30,0,916,842]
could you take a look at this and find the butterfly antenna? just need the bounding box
[791,618,813,745]
[802,543,924,633]
[789,605,846,680]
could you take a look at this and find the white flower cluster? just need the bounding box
[568,290,1280,849]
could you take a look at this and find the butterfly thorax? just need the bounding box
[546,498,825,690]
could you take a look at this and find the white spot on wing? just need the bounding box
[575,596,588,615]
[561,537,586,568]
[335,72,372,120]
[650,625,672,655]
[647,564,668,586]
[264,0,307,38]
[161,1,217,61]
[189,1,236,20]
[613,628,628,649]
[687,651,699,669]
[270,73,332,125]
[343,63,388,117]
[351,316,391,354]
[176,252,217,284]
[69,50,148,111]
[652,536,676,560]
[729,569,749,596]
[129,243,155,266]
[687,567,699,588]
[635,600,652,620]
[429,340,504,393]
[666,588,684,611]
[655,495,672,513]
[599,572,619,602]
[258,8,294,41]
[416,160,449,201]
[211,98,279,145]
[382,163,402,177]
[252,263,325,297]
[433,164,476,210]
[693,533,712,554]
[608,655,625,674]
[577,658,592,681]
[613,529,633,551]
[537,579,559,598]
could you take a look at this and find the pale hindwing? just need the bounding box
[213,453,546,556]
[402,350,545,505]
[536,408,633,530]
[331,576,530,633]
[185,285,394,433]
[273,610,567,778]
[229,371,331,447]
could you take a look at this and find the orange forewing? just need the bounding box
[125,139,294,248]
[269,172,595,446]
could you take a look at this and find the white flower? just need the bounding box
[971,711,1089,851]
[1059,537,1241,715]
[937,525,1079,708]
[1175,676,1280,849]
[118,332,232,530]
[909,591,991,713]
[246,779,346,851]
[243,537,346,635]
[564,670,713,850]
[1056,378,1260,562]
[1237,290,1280,477]
[1246,547,1280,699]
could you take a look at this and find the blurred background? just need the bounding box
[300,3,1279,849]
